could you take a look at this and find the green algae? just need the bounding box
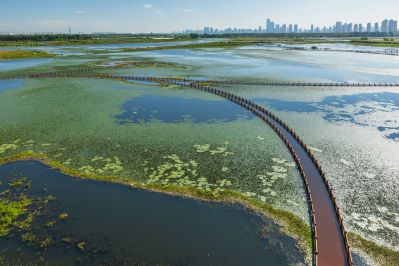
[0,196,32,237]
[58,213,69,220]
[348,232,399,266]
[39,236,54,249]
[0,75,311,260]
[77,241,87,252]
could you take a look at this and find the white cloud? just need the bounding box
[143,4,152,9]
[177,8,192,13]
[156,9,164,15]
[75,10,87,14]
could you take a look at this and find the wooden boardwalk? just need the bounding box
[1,72,353,265]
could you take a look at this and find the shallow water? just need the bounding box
[227,84,399,249]
[0,79,23,93]
[131,46,399,83]
[0,161,305,265]
[0,58,52,72]
[116,94,254,123]
[252,91,399,141]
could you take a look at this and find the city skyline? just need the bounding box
[1,0,399,34]
[183,18,398,35]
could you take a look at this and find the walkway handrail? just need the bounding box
[0,71,353,265]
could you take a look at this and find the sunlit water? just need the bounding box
[2,41,399,256]
[116,95,254,124]
[126,45,399,249]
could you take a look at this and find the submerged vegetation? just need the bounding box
[1,37,398,265]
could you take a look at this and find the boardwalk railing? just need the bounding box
[207,79,399,87]
[183,82,353,266]
[0,71,354,265]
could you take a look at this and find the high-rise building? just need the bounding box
[266,19,275,33]
[335,21,342,33]
[359,24,363,32]
[374,22,379,32]
[381,19,389,32]
[288,24,293,33]
[389,19,398,33]
[348,23,353,32]
[367,23,372,32]
[281,24,287,33]
[310,24,314,32]
[354,24,358,32]
[294,24,298,33]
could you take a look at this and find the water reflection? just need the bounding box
[254,92,399,140]
[116,95,254,123]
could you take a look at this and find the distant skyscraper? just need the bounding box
[310,24,314,32]
[281,24,287,33]
[204,27,210,34]
[288,24,293,33]
[335,21,342,33]
[359,24,363,32]
[381,19,389,32]
[367,23,372,32]
[374,22,379,32]
[388,19,398,33]
[294,24,298,33]
[354,24,358,32]
[348,23,353,32]
[266,19,275,33]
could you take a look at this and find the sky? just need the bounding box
[1,0,399,33]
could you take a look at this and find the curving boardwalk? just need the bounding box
[1,72,352,265]
[206,79,399,87]
[182,82,352,266]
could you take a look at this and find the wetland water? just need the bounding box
[0,79,23,93]
[0,161,305,265]
[2,40,399,263]
[0,58,52,72]
[116,95,254,123]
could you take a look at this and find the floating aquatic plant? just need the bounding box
[59,213,69,220]
[0,196,32,237]
[0,143,18,154]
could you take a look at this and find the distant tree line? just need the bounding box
[0,34,92,42]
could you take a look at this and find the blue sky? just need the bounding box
[1,0,398,33]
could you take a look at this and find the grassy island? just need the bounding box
[0,50,55,60]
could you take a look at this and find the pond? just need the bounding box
[116,95,254,124]
[0,161,305,265]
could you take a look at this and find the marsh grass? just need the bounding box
[348,233,399,266]
[0,50,55,60]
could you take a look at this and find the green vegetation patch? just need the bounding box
[348,233,399,266]
[0,195,32,237]
[0,50,55,60]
